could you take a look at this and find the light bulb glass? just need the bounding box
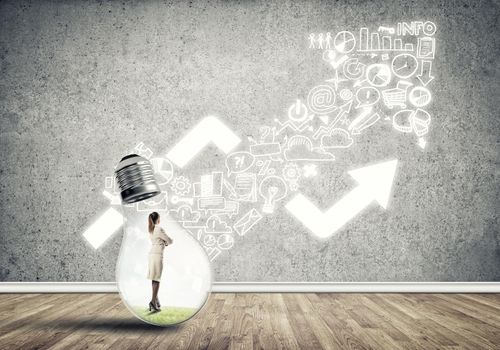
[115,155,212,327]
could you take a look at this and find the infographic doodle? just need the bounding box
[84,21,437,261]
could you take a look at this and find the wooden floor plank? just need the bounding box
[0,293,499,350]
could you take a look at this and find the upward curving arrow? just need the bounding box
[285,159,398,239]
[166,116,241,168]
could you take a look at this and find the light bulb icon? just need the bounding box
[114,154,212,327]
[258,175,288,214]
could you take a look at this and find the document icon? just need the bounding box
[233,208,263,236]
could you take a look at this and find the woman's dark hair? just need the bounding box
[148,212,160,234]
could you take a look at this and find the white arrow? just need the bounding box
[285,159,398,239]
[166,116,241,168]
[417,60,434,86]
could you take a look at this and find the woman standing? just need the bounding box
[147,212,173,312]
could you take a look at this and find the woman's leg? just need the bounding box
[152,281,160,307]
[151,281,156,303]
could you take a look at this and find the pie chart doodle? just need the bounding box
[333,31,356,53]
[366,64,392,87]
[409,87,432,107]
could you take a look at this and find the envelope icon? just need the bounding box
[234,208,263,236]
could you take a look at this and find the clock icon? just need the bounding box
[366,64,392,87]
[392,53,419,79]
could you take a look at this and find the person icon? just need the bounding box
[325,32,332,49]
[308,33,316,49]
[317,33,324,49]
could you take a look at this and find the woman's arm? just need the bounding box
[158,228,173,245]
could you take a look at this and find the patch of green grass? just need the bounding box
[133,306,197,326]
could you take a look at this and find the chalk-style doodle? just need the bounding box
[198,172,223,197]
[203,234,216,247]
[392,53,419,79]
[322,49,349,69]
[333,31,356,53]
[326,70,348,91]
[410,109,431,137]
[134,142,153,160]
[343,58,366,80]
[234,208,263,236]
[256,159,274,176]
[307,85,337,115]
[211,200,240,218]
[136,191,169,212]
[324,32,332,49]
[198,197,226,212]
[217,234,235,250]
[87,21,437,260]
[392,109,431,137]
[259,176,288,214]
[366,64,392,87]
[150,157,174,186]
[225,151,255,175]
[205,215,232,233]
[355,86,380,109]
[320,128,354,149]
[318,33,324,49]
[378,26,395,34]
[417,37,435,59]
[204,246,221,261]
[284,135,335,162]
[302,164,318,178]
[170,195,194,206]
[339,89,353,101]
[359,28,414,52]
[392,109,415,133]
[287,99,310,123]
[170,176,191,196]
[171,205,201,223]
[408,86,432,107]
[312,100,353,140]
[397,21,436,36]
[382,81,412,109]
[417,60,434,86]
[234,173,258,202]
[348,107,380,135]
[308,33,315,49]
[282,163,302,191]
[105,176,114,190]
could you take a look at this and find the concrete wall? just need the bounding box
[0,0,498,282]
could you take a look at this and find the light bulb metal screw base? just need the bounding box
[115,154,160,204]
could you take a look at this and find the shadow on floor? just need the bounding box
[31,317,183,333]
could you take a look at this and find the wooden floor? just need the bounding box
[0,293,499,349]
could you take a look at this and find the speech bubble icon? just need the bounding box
[355,87,380,108]
[225,151,255,175]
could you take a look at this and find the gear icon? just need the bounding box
[170,176,191,196]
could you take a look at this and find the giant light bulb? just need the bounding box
[114,154,212,327]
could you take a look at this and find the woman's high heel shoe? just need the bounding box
[156,298,161,308]
[149,301,160,312]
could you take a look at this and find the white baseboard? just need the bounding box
[0,282,499,293]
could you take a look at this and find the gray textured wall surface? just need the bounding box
[0,0,498,282]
